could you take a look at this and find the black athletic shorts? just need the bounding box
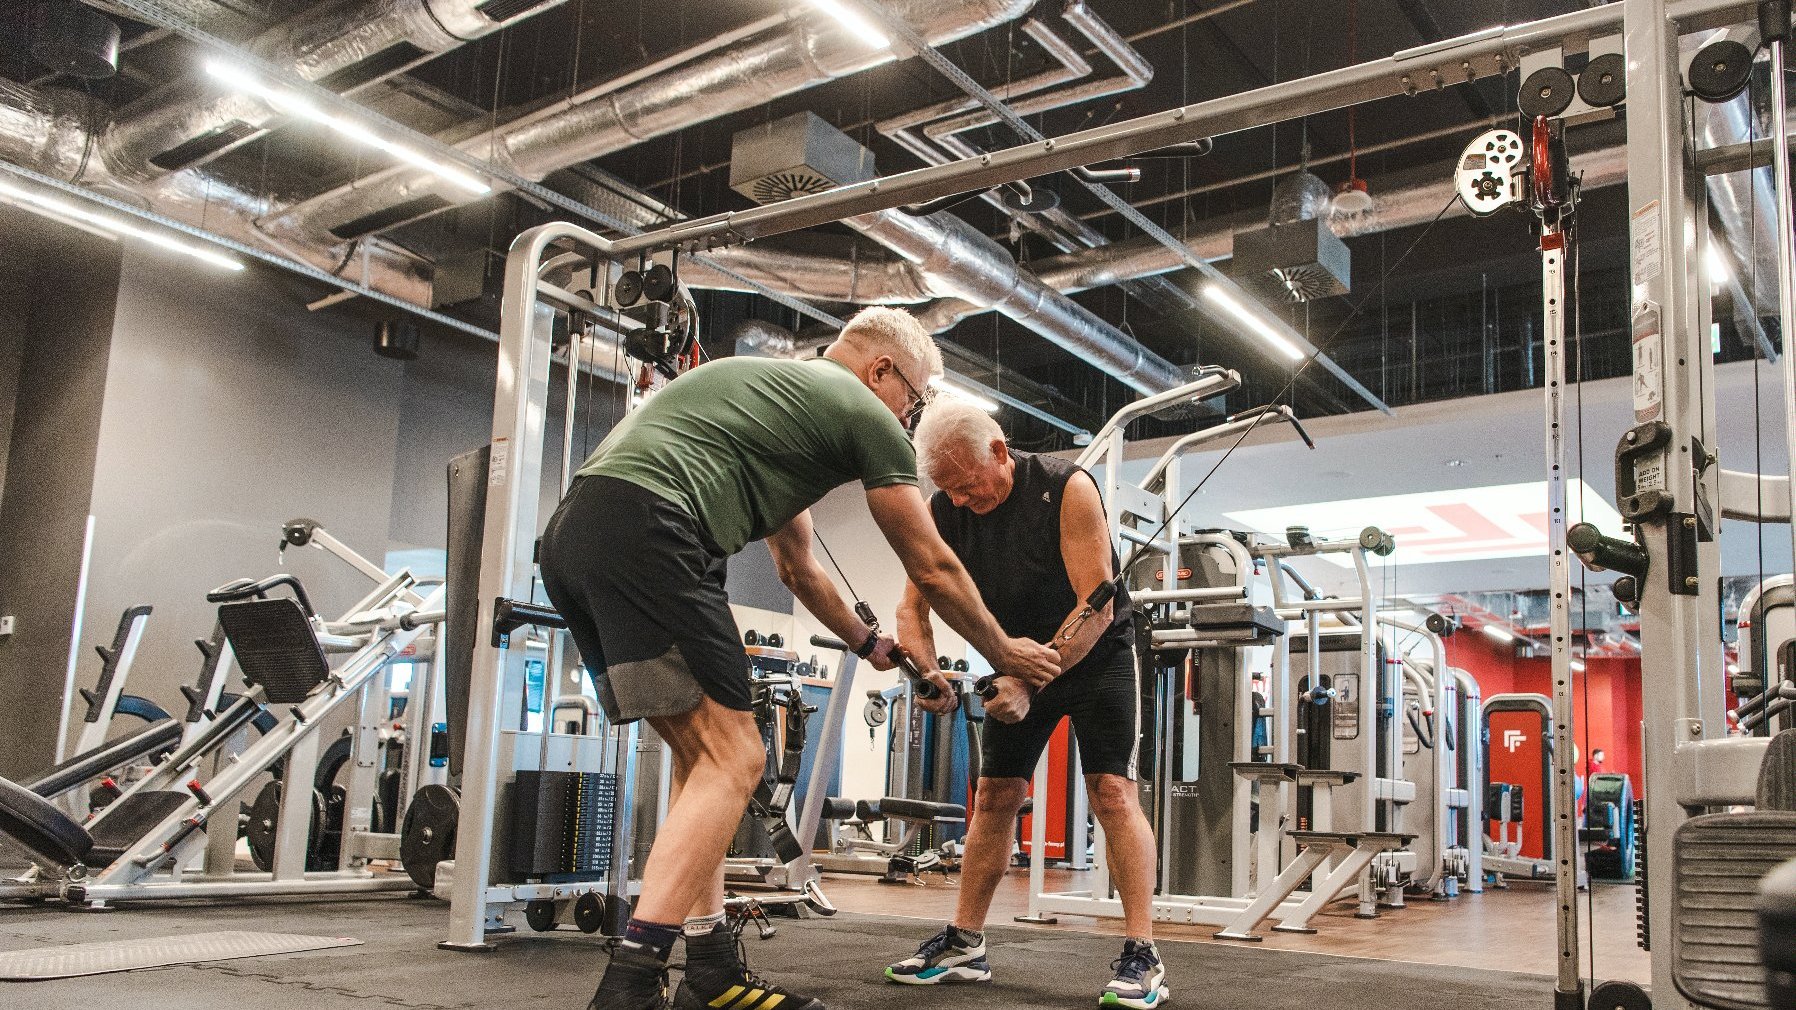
[537,474,752,723]
[980,642,1142,781]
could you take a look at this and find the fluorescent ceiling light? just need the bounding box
[929,377,1000,412]
[204,61,490,195]
[1225,480,1626,568]
[0,178,243,271]
[1482,624,1514,643]
[806,0,890,48]
[1202,284,1305,362]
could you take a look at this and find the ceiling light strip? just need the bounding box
[0,177,243,271]
[845,0,1394,414]
[108,1,848,329]
[0,161,496,341]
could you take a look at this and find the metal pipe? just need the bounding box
[270,0,1038,242]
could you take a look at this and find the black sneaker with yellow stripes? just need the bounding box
[588,942,672,1010]
[672,922,826,1010]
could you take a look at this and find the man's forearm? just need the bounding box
[788,564,872,648]
[1052,602,1113,673]
[912,564,1010,662]
[895,595,940,670]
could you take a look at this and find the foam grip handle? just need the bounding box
[895,650,940,699]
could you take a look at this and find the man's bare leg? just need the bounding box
[1087,773,1157,940]
[631,697,764,924]
[953,777,1030,930]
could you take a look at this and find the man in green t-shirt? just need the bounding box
[538,307,1058,1010]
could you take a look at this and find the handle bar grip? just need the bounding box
[205,573,315,616]
[810,635,849,652]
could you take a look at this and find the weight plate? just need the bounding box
[400,784,459,892]
[315,733,352,792]
[613,270,643,308]
[1688,39,1753,103]
[641,263,675,303]
[952,659,969,673]
[1589,980,1652,1010]
[245,781,325,872]
[573,891,605,934]
[1519,66,1576,119]
[245,782,278,871]
[744,630,763,646]
[767,633,783,648]
[1578,52,1626,108]
[525,898,558,932]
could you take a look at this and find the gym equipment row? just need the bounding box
[0,520,444,907]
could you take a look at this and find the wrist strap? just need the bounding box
[853,629,879,658]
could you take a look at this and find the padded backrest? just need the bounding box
[1672,810,1796,1010]
[1757,730,1796,812]
[219,598,329,704]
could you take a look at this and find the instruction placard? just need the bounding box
[1632,301,1663,424]
[1632,200,1662,289]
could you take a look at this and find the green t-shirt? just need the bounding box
[573,356,918,555]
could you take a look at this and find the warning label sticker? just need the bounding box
[490,437,510,487]
[1632,200,1662,288]
[1632,302,1663,424]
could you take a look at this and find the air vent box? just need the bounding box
[729,112,876,205]
[1230,217,1351,302]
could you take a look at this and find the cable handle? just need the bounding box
[850,600,940,700]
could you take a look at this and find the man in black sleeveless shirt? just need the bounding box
[882,400,1170,1009]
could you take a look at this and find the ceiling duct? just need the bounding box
[96,0,572,185]
[728,112,1187,395]
[1229,168,1351,302]
[268,0,1038,243]
[30,1,121,81]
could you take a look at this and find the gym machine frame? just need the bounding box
[444,228,861,950]
[477,0,1759,994]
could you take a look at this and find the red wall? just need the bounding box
[1445,631,1644,790]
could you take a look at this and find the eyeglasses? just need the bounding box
[891,363,932,428]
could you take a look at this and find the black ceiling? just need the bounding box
[5,0,1734,447]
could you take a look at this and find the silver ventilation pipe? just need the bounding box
[844,206,1186,393]
[267,0,1037,243]
[1690,26,1781,321]
[96,0,571,186]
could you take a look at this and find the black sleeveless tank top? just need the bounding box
[929,450,1133,674]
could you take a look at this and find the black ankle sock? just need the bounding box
[623,918,682,963]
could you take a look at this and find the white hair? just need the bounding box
[914,396,1005,485]
[835,306,943,385]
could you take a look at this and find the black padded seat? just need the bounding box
[0,775,94,868]
[219,598,330,703]
[25,720,182,799]
[877,797,967,822]
[84,790,191,866]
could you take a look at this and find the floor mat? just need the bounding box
[0,930,361,981]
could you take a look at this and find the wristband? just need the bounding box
[853,629,879,658]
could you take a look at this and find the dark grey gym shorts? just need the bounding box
[538,474,753,723]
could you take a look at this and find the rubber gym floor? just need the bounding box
[0,864,1628,1010]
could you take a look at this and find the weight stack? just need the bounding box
[507,770,617,878]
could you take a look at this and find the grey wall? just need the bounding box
[0,210,123,777]
[0,224,28,503]
[79,250,409,742]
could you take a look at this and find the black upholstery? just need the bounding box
[219,598,330,703]
[876,797,967,823]
[85,790,192,866]
[821,797,857,821]
[0,775,94,867]
[24,720,182,800]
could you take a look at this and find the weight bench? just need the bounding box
[836,797,966,884]
[1214,830,1415,941]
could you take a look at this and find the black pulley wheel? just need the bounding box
[1579,52,1626,108]
[640,263,675,303]
[400,784,459,892]
[613,270,643,307]
[574,891,606,934]
[1519,66,1576,119]
[1588,980,1652,1010]
[1688,39,1753,103]
[525,899,558,932]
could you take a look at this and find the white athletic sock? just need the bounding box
[684,912,727,937]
